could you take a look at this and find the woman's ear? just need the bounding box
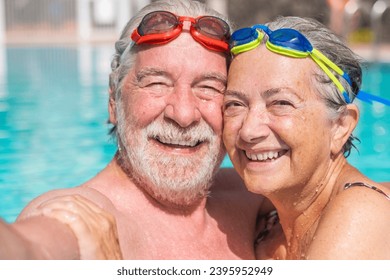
[108,87,117,125]
[330,104,359,155]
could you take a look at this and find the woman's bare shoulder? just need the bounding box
[307,181,390,259]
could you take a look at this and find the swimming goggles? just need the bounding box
[230,25,390,106]
[131,11,230,52]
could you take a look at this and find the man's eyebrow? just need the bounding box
[195,72,227,85]
[136,68,168,81]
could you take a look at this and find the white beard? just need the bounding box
[116,101,225,207]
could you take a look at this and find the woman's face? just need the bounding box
[223,45,337,196]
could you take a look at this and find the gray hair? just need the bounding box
[108,0,232,137]
[264,16,362,157]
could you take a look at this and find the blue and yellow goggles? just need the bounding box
[230,25,390,106]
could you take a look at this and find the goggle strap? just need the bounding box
[342,72,352,86]
[231,41,259,55]
[343,92,352,104]
[311,49,344,76]
[120,41,134,62]
[357,90,390,106]
[266,41,307,58]
[311,54,351,103]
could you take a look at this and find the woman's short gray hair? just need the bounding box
[265,16,362,157]
[108,0,232,137]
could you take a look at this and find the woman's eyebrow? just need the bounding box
[224,89,246,98]
[263,87,304,101]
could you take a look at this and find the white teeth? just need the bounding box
[156,137,199,147]
[245,151,280,161]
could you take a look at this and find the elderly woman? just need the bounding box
[223,16,390,259]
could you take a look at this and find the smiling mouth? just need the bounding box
[154,136,204,148]
[244,150,288,162]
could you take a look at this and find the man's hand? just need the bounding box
[27,195,123,259]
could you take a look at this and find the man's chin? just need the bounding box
[146,186,210,210]
[135,172,212,208]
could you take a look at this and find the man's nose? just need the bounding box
[164,88,201,128]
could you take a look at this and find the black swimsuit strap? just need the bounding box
[256,182,389,244]
[344,182,390,200]
[256,210,279,244]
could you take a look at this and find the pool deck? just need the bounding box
[2,30,390,63]
[351,44,390,62]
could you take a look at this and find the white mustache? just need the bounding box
[145,120,216,147]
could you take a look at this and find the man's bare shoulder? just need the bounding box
[381,182,390,188]
[17,160,122,220]
[17,184,115,221]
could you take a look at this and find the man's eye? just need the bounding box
[272,100,294,106]
[194,85,225,101]
[145,82,167,87]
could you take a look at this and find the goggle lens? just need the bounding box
[196,16,230,40]
[269,29,313,52]
[138,11,178,35]
[231,27,257,45]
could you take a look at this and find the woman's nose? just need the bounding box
[239,109,271,143]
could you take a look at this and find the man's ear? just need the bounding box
[108,87,117,125]
[330,104,359,155]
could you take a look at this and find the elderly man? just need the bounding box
[0,0,270,259]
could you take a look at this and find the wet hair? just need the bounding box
[108,0,232,138]
[264,16,362,157]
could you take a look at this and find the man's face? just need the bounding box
[111,32,228,207]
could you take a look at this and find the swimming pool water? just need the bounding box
[0,46,389,222]
[0,46,117,222]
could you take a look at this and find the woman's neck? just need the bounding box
[272,153,348,259]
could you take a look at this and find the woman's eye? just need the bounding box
[267,99,297,115]
[224,101,242,109]
[223,101,246,117]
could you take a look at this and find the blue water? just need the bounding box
[0,46,389,223]
[0,46,117,222]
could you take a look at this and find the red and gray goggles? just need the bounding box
[131,11,230,52]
